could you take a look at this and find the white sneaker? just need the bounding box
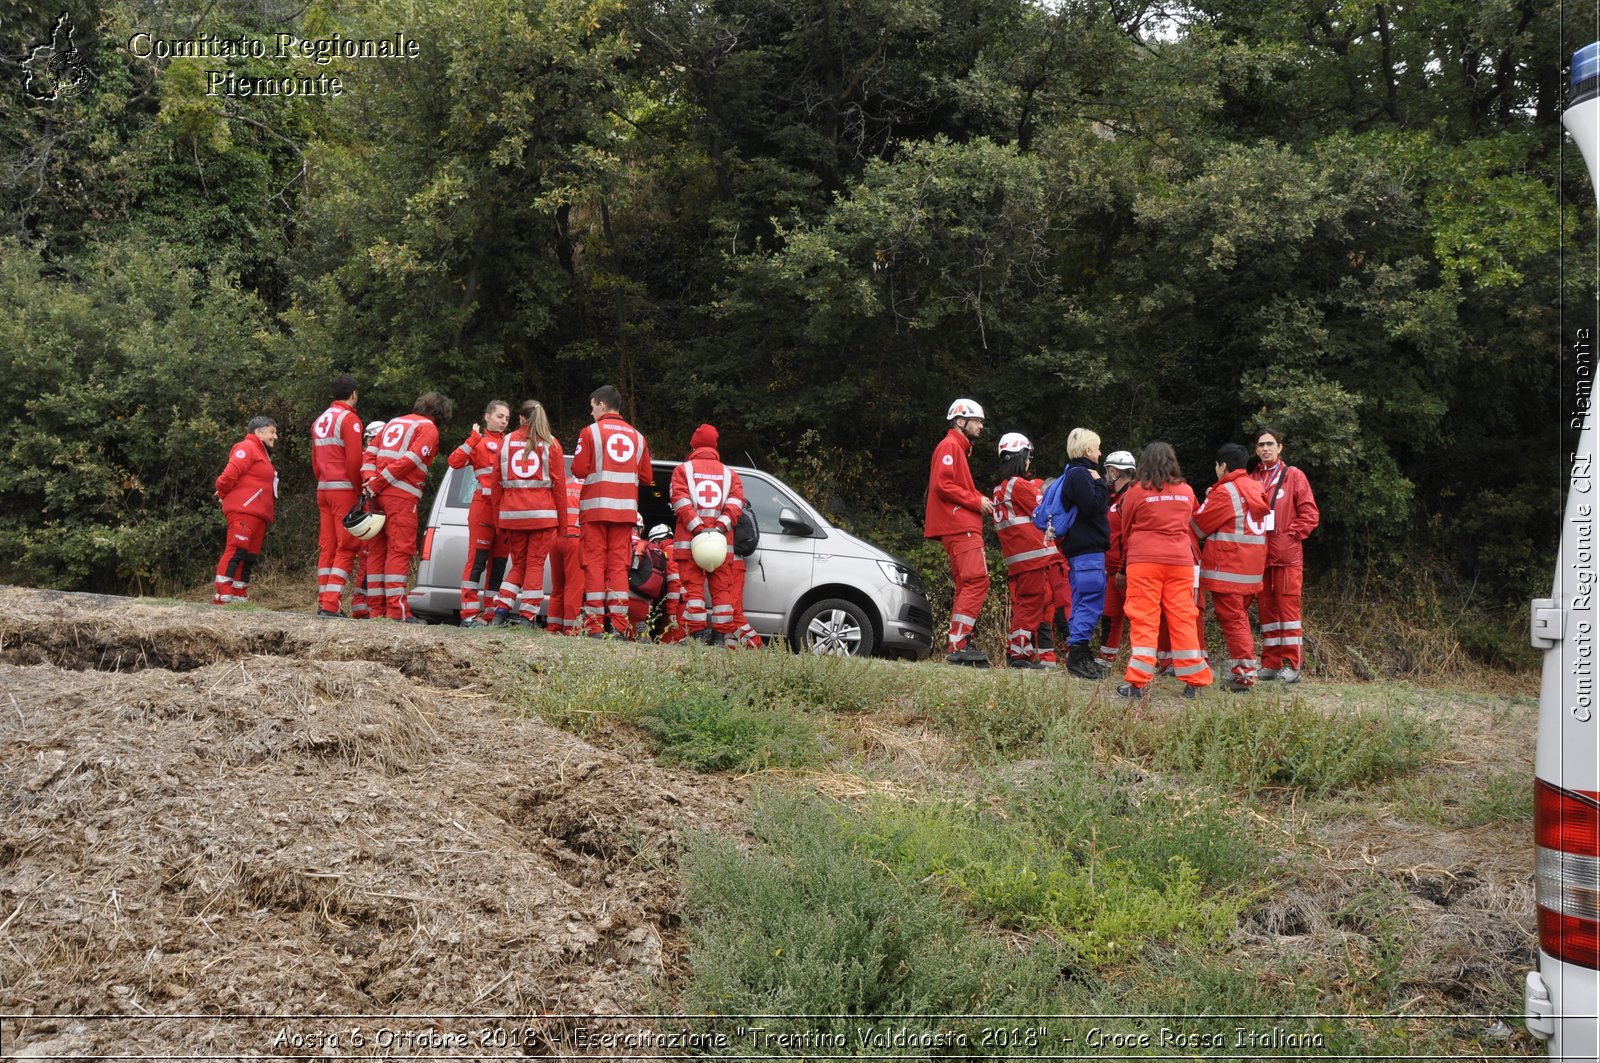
[1257,667,1280,681]
[1277,666,1301,684]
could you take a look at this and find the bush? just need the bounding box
[638,683,821,772]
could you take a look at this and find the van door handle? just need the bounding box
[1531,598,1563,649]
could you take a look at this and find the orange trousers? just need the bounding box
[1123,563,1212,689]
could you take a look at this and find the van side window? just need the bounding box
[446,468,476,509]
[742,475,817,538]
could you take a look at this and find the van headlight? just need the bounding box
[878,561,922,593]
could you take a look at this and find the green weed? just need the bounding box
[638,683,821,772]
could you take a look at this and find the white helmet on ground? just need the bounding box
[997,432,1031,456]
[1104,450,1137,471]
[946,398,985,421]
[690,530,728,572]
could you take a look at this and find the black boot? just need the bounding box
[1066,643,1101,680]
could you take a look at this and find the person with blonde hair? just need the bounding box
[482,399,568,626]
[1036,427,1110,679]
[1114,441,1212,700]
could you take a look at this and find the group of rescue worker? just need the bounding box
[212,377,765,647]
[926,398,1319,698]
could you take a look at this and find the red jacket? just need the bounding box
[571,413,653,525]
[924,429,985,538]
[1104,483,1132,572]
[992,476,1054,573]
[1250,461,1319,567]
[366,414,440,501]
[448,428,506,518]
[1195,470,1270,593]
[216,434,277,522]
[560,476,582,537]
[1119,481,1199,569]
[670,448,746,546]
[311,400,363,493]
[493,429,568,532]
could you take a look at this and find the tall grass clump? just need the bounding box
[842,756,1265,965]
[678,791,1072,1052]
[637,682,822,771]
[1115,696,1442,795]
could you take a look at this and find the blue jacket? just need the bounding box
[1054,458,1110,558]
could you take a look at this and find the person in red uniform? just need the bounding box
[670,423,746,647]
[213,416,278,605]
[350,419,384,619]
[993,434,1055,669]
[1115,442,1212,700]
[447,399,510,624]
[1195,442,1271,691]
[363,391,452,622]
[546,472,586,634]
[646,523,687,644]
[311,375,364,618]
[1248,426,1320,683]
[724,544,762,649]
[483,400,567,626]
[1095,450,1138,671]
[925,398,994,667]
[571,385,654,638]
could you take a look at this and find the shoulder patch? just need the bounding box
[234,449,247,459]
[421,446,432,457]
[941,454,954,466]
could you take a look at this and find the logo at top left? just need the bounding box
[24,12,92,101]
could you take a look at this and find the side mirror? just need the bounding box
[778,507,814,536]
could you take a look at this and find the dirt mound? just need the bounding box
[0,587,740,1057]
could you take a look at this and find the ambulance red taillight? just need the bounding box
[1536,778,1600,968]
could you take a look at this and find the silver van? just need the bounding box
[407,458,935,659]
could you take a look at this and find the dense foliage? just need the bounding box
[0,0,1590,614]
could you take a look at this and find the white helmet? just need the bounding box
[343,503,386,541]
[363,419,386,441]
[946,398,985,421]
[997,432,1031,456]
[1105,450,1137,471]
[690,530,728,572]
[647,523,673,543]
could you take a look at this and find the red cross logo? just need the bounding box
[695,478,724,508]
[606,432,636,464]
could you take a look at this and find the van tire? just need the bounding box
[794,598,875,657]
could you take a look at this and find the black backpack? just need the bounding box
[733,507,759,557]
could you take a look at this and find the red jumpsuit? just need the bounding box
[213,434,276,605]
[924,428,988,653]
[1195,470,1271,685]
[363,413,441,621]
[571,412,653,637]
[993,476,1055,664]
[490,430,567,621]
[350,438,380,619]
[1118,481,1211,690]
[446,428,506,621]
[1248,461,1320,671]
[1096,483,1132,667]
[546,477,586,634]
[724,554,761,648]
[311,400,364,614]
[670,447,746,643]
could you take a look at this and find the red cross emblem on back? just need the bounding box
[695,478,724,509]
[606,431,636,464]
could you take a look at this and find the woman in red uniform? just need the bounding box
[212,416,278,605]
[1115,442,1212,700]
[483,400,567,626]
[447,399,510,624]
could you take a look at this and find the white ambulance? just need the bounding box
[1525,40,1600,1063]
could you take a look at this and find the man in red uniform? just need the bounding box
[311,375,364,618]
[1195,443,1271,691]
[363,391,452,622]
[1248,426,1320,683]
[350,419,384,619]
[993,434,1055,669]
[571,385,653,638]
[213,416,278,605]
[546,473,586,634]
[925,398,994,667]
[1095,450,1138,672]
[446,399,510,624]
[670,423,746,647]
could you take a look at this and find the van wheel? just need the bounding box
[794,599,875,657]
